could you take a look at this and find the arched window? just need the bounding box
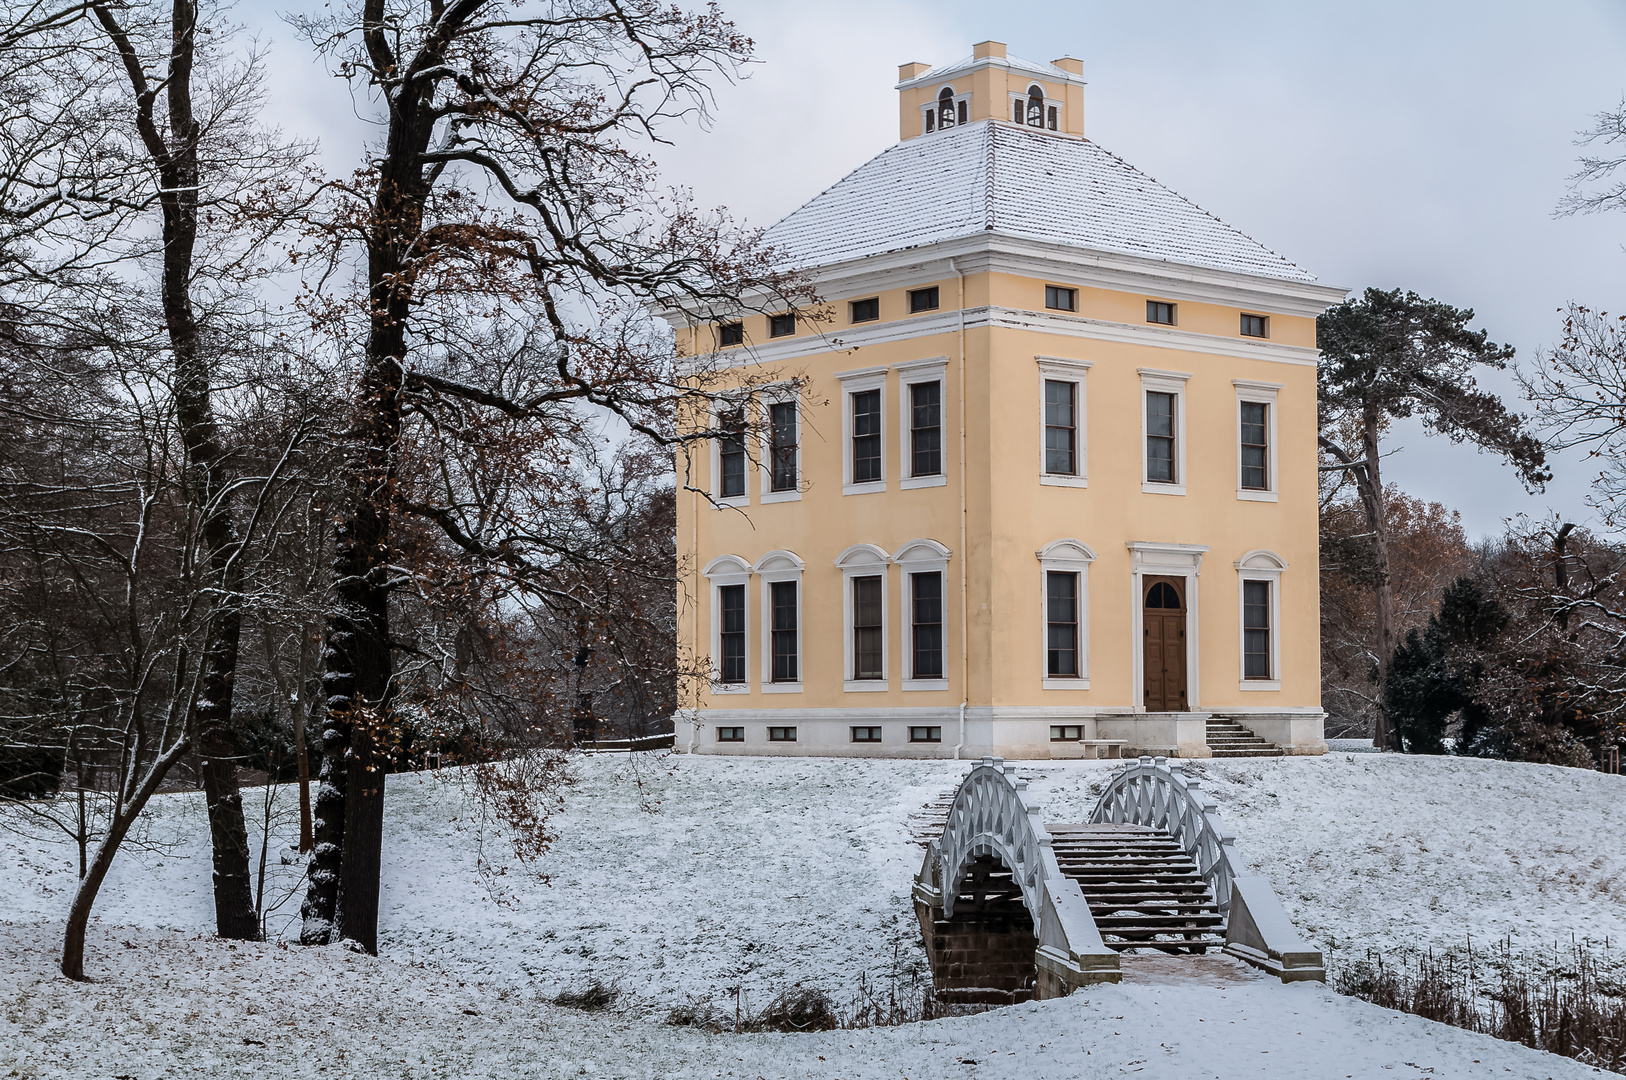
[938,87,956,130]
[1027,85,1045,127]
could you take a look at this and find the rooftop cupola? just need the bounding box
[895,40,1087,143]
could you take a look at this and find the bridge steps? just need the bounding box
[1048,823,1227,955]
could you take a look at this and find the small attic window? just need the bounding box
[718,321,744,347]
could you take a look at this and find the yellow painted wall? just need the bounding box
[676,268,1321,715]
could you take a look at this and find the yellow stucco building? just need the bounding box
[670,42,1345,759]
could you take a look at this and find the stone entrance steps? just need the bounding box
[1048,823,1225,954]
[1206,718,1283,758]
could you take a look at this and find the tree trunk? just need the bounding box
[62,736,190,980]
[159,0,256,940]
[294,625,316,852]
[1355,409,1400,751]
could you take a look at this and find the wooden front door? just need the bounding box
[1143,576,1188,712]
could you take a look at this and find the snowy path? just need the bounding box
[2,752,1623,1077]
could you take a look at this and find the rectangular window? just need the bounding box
[717,726,744,742]
[1147,301,1176,325]
[1046,571,1079,678]
[910,726,942,743]
[852,575,883,680]
[718,408,747,499]
[908,287,939,313]
[770,580,798,683]
[769,313,796,338]
[850,297,880,323]
[851,726,882,743]
[1044,380,1076,475]
[957,100,967,125]
[1046,105,1058,130]
[909,381,942,477]
[718,321,744,346]
[1243,580,1271,680]
[1013,98,1024,124]
[769,401,798,492]
[1240,401,1269,491]
[851,389,882,484]
[911,572,944,680]
[1146,391,1176,484]
[1045,285,1077,312]
[768,726,797,742]
[1240,313,1268,338]
[1050,725,1082,742]
[718,584,746,684]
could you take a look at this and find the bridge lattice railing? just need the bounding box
[1088,754,1237,920]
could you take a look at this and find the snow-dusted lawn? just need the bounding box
[2,751,1622,1078]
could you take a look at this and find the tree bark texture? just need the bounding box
[300,134,424,952]
[95,0,259,939]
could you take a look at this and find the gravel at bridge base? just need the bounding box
[2,751,1622,1078]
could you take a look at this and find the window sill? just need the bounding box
[1042,677,1092,691]
[1239,680,1281,692]
[760,489,802,504]
[710,683,749,695]
[843,680,889,693]
[1141,482,1187,496]
[761,682,802,694]
[900,474,948,490]
[842,481,887,497]
[1040,474,1088,489]
[713,495,749,509]
[903,679,949,692]
[1236,489,1278,503]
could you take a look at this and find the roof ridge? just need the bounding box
[983,120,997,232]
[1038,128,1311,279]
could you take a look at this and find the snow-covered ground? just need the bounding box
[2,751,1622,1078]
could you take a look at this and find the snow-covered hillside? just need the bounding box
[2,752,1621,1078]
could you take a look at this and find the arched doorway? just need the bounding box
[1142,577,1188,711]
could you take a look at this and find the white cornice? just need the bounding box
[896,57,1088,91]
[660,233,1346,340]
[677,302,1322,374]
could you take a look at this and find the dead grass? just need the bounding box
[1336,940,1626,1073]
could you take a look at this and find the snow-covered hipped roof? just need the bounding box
[762,121,1317,284]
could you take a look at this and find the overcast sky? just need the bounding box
[247,0,1626,539]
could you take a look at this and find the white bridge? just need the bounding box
[913,756,1325,1001]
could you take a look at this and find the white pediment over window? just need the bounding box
[834,543,892,570]
[752,550,805,574]
[703,554,751,579]
[892,538,952,564]
[1234,549,1287,572]
[1036,538,1097,567]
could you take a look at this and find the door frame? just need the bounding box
[1128,542,1209,712]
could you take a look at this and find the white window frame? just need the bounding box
[838,366,889,496]
[1139,368,1191,496]
[1037,539,1095,689]
[753,550,804,693]
[1235,549,1286,691]
[710,399,750,509]
[1234,379,1282,503]
[1037,357,1092,488]
[893,538,952,691]
[758,387,802,504]
[702,555,751,694]
[894,357,949,490]
[1127,542,1209,710]
[835,543,891,691]
[921,84,971,135]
